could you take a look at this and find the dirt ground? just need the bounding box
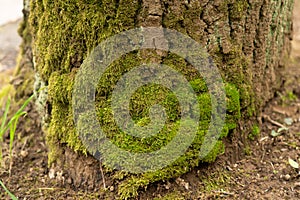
[1,2,300,200]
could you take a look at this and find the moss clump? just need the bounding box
[111,82,240,199]
[224,83,241,130]
[29,0,141,164]
[244,145,252,156]
[200,170,231,193]
[154,192,185,200]
[248,124,260,141]
[228,0,249,20]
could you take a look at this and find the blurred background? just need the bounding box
[0,0,22,81]
[0,0,23,26]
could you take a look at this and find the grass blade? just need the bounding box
[15,95,33,116]
[0,180,18,200]
[9,119,18,157]
[0,98,11,138]
[0,98,11,165]
[0,94,33,167]
[9,114,25,157]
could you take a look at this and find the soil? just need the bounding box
[1,2,300,200]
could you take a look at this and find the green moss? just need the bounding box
[47,69,87,164]
[248,124,260,141]
[200,170,231,193]
[154,191,185,200]
[48,71,75,104]
[29,0,141,165]
[285,91,298,102]
[228,0,248,20]
[114,82,240,198]
[118,177,150,200]
[244,145,252,156]
[201,140,225,163]
[224,83,241,130]
[277,91,298,106]
[189,78,208,93]
[47,102,87,164]
[30,0,140,81]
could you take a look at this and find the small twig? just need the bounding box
[269,161,275,171]
[236,181,245,188]
[38,187,56,191]
[9,158,13,177]
[262,114,286,128]
[99,159,106,189]
[260,146,266,163]
[272,108,286,115]
[214,189,234,196]
[21,137,28,151]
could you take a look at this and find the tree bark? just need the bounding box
[17,0,294,198]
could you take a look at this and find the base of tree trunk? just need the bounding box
[15,0,294,199]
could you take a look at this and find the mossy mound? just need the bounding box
[25,0,294,198]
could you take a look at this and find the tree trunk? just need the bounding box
[17,0,294,199]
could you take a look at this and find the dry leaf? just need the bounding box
[288,158,299,169]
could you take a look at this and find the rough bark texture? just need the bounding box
[16,0,294,199]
